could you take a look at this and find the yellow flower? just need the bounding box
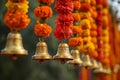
[6,0,29,13]
[103,8,108,15]
[80,19,91,29]
[80,12,91,19]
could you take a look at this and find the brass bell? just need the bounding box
[1,31,28,60]
[67,49,83,67]
[53,43,73,64]
[90,59,99,69]
[32,41,52,64]
[93,62,104,73]
[81,54,92,68]
[103,67,112,74]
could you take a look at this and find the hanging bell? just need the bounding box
[1,31,28,60]
[67,49,83,67]
[53,43,73,64]
[90,59,99,69]
[103,67,112,74]
[81,54,92,68]
[93,62,105,73]
[32,41,52,64]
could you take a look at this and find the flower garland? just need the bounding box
[68,0,83,49]
[4,0,30,31]
[34,0,53,38]
[54,0,74,40]
[78,0,95,56]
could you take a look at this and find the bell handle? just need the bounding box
[39,37,44,42]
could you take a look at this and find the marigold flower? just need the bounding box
[90,30,97,37]
[82,29,90,37]
[103,0,108,8]
[37,0,54,5]
[68,37,83,47]
[6,0,29,13]
[34,6,52,18]
[80,0,90,4]
[90,10,97,19]
[4,11,30,30]
[101,58,110,67]
[102,16,109,27]
[72,13,80,22]
[91,37,97,43]
[80,12,91,19]
[34,23,52,37]
[72,1,81,10]
[55,15,73,27]
[83,37,91,43]
[96,0,103,5]
[70,26,82,35]
[89,50,98,58]
[80,19,91,29]
[91,0,96,6]
[91,23,97,30]
[54,0,74,14]
[79,3,91,12]
[54,26,73,40]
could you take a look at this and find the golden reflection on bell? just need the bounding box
[82,54,92,68]
[90,59,99,69]
[67,49,82,67]
[1,31,28,60]
[93,62,104,73]
[32,41,52,64]
[53,43,73,64]
[103,67,112,74]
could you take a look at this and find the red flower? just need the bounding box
[54,0,74,14]
[55,15,73,27]
[54,26,73,40]
[79,3,91,12]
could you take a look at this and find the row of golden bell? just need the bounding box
[1,31,116,74]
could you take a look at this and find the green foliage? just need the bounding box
[0,0,78,80]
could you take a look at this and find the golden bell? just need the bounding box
[53,43,73,64]
[93,62,105,73]
[67,49,83,67]
[90,59,99,69]
[81,54,92,68]
[103,67,112,74]
[32,41,52,64]
[1,31,28,60]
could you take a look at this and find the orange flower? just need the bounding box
[69,37,83,47]
[72,13,81,22]
[80,0,90,4]
[91,23,97,30]
[91,37,97,44]
[34,6,52,18]
[34,23,52,38]
[70,26,82,35]
[89,50,98,58]
[72,1,81,10]
[90,0,96,6]
[90,10,97,19]
[37,0,54,5]
[79,3,91,12]
[82,29,90,37]
[90,30,97,37]
[101,58,110,67]
[4,11,30,30]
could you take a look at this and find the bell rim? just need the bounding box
[32,55,52,60]
[67,60,83,65]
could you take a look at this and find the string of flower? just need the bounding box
[34,0,53,38]
[54,0,74,40]
[4,0,30,31]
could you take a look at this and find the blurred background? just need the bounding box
[0,0,79,80]
[0,0,120,80]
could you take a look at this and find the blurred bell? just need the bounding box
[1,31,28,60]
[53,43,73,64]
[104,67,112,74]
[82,54,92,68]
[67,49,82,67]
[32,41,52,64]
[90,59,99,69]
[94,62,104,73]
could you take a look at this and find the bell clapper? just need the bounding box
[11,55,18,60]
[39,60,44,64]
[61,59,65,64]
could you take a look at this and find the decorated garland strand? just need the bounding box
[4,0,30,31]
[54,0,74,40]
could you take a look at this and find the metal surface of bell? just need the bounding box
[93,62,105,73]
[1,31,28,60]
[67,49,82,67]
[103,67,112,74]
[32,41,52,64]
[82,54,92,68]
[90,59,99,69]
[53,43,73,64]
